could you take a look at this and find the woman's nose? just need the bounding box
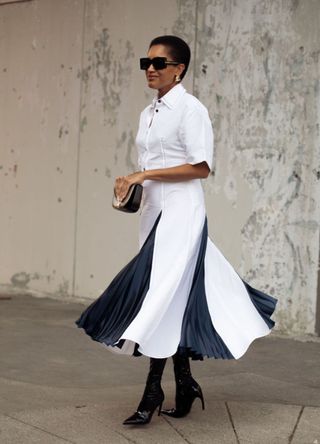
[147,64,156,73]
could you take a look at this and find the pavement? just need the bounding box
[0,293,320,444]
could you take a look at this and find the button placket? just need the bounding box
[144,98,162,170]
[145,104,157,168]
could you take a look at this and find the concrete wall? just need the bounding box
[0,0,319,336]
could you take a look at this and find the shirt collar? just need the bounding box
[151,83,186,110]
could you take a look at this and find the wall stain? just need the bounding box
[125,131,136,171]
[114,130,136,170]
[262,54,272,118]
[291,0,300,13]
[80,116,87,132]
[58,125,69,138]
[11,272,30,288]
[77,28,134,127]
[55,278,69,298]
[172,0,197,46]
[9,272,56,289]
[114,131,127,165]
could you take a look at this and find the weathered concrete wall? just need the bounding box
[0,0,319,335]
[194,0,320,335]
[0,0,84,299]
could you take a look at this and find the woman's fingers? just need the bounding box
[120,184,130,201]
[114,176,130,201]
[114,172,144,201]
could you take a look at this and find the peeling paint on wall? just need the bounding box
[11,272,30,288]
[77,28,134,127]
[10,271,58,289]
[80,115,87,132]
[195,0,320,334]
[55,278,69,298]
[114,130,135,170]
[58,125,69,138]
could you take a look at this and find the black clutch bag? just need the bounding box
[112,183,143,213]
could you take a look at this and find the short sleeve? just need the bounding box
[180,103,214,172]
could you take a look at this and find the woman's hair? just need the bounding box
[149,35,191,80]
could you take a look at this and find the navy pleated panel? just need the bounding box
[178,217,278,361]
[240,279,278,329]
[75,211,162,352]
[178,217,235,360]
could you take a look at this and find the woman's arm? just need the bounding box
[115,161,210,202]
[144,161,210,181]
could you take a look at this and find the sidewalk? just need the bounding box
[0,293,319,444]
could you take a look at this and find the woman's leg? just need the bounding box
[161,350,205,417]
[172,351,193,382]
[123,357,167,425]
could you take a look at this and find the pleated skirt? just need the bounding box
[75,179,278,360]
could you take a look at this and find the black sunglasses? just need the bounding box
[140,57,181,71]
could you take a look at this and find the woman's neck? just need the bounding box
[157,82,179,99]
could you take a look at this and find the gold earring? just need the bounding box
[175,74,181,82]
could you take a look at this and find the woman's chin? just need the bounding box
[147,80,159,89]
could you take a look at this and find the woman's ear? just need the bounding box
[177,63,186,77]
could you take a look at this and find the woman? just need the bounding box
[75,35,278,426]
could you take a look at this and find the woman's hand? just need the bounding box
[114,171,146,202]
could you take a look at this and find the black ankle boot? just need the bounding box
[123,357,167,425]
[161,352,205,418]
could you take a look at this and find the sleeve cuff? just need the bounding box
[186,151,213,172]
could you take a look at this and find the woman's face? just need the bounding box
[145,44,185,97]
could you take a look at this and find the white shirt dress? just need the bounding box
[76,83,277,360]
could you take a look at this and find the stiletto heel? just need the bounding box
[161,352,205,418]
[158,401,163,416]
[194,384,205,410]
[200,389,205,410]
[161,378,205,418]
